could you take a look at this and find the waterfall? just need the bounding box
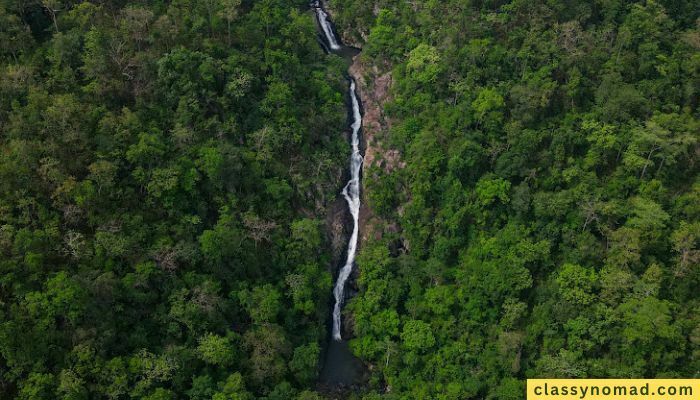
[312,1,341,51]
[312,1,363,342]
[332,79,362,341]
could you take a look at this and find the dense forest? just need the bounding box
[0,0,349,398]
[0,0,698,399]
[329,0,699,398]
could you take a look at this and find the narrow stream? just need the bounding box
[312,0,363,344]
[314,2,341,51]
[332,78,363,341]
[311,0,366,388]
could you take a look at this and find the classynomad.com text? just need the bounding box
[527,379,699,400]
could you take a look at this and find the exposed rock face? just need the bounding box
[326,195,351,269]
[350,60,391,174]
[348,56,404,246]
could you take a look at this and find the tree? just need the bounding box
[17,373,56,400]
[212,373,252,400]
[197,332,238,367]
[400,320,435,352]
[289,343,320,385]
[670,221,699,277]
[556,263,597,306]
[217,0,242,44]
[238,284,281,323]
[472,88,504,127]
[243,324,290,386]
[406,44,442,85]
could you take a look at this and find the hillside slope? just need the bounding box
[330,0,700,398]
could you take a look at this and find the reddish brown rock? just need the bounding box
[349,56,405,247]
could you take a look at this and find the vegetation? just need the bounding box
[0,0,348,398]
[327,0,700,398]
[1,0,698,399]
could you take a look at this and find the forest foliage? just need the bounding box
[0,0,349,398]
[327,0,700,398]
[1,0,699,399]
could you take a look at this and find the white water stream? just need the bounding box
[312,1,341,51]
[332,80,362,341]
[312,0,363,342]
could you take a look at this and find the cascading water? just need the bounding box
[332,80,362,341]
[312,0,363,342]
[312,1,341,51]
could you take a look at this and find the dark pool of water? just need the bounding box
[319,339,365,386]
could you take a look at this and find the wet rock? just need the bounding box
[326,195,352,269]
[349,56,406,248]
